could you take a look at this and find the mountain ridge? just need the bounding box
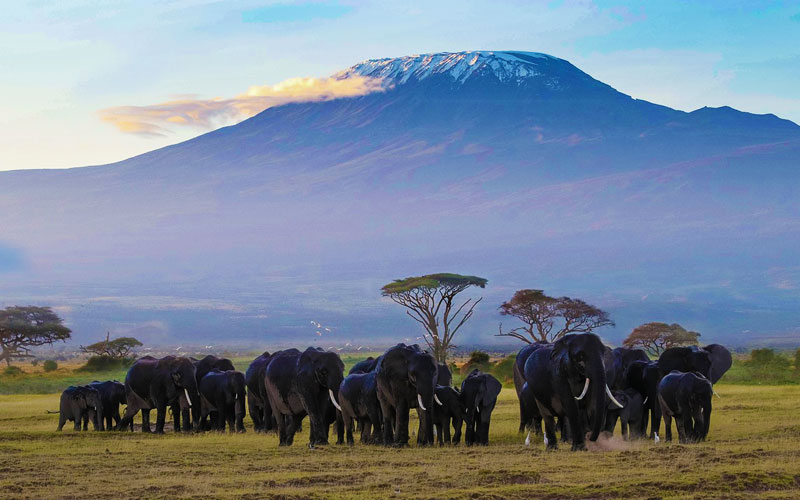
[1,50,798,347]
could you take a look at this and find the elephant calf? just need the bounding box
[658,371,713,443]
[339,371,383,445]
[604,388,644,440]
[432,385,464,445]
[199,369,247,432]
[57,386,102,432]
[89,380,128,431]
[460,370,502,446]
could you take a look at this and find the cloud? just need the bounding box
[241,2,353,23]
[98,75,388,136]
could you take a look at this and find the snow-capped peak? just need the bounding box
[336,51,563,86]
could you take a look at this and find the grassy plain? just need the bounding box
[1,379,799,499]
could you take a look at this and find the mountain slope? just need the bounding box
[1,51,799,347]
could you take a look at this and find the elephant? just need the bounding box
[610,347,650,390]
[88,380,127,431]
[264,347,345,447]
[436,363,452,386]
[190,355,236,430]
[460,370,502,446]
[513,343,548,434]
[57,385,102,431]
[432,385,464,445]
[702,344,732,384]
[658,371,713,443]
[245,351,276,432]
[199,369,246,432]
[117,355,200,433]
[524,333,622,451]
[658,346,712,380]
[624,359,662,438]
[375,343,438,447]
[603,388,644,440]
[338,371,383,445]
[349,357,379,374]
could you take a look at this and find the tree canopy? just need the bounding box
[496,289,613,343]
[81,333,142,360]
[622,322,700,356]
[0,306,71,366]
[381,273,487,362]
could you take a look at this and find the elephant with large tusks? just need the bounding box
[524,333,622,451]
[658,371,713,443]
[117,355,200,433]
[375,343,438,447]
[56,385,102,432]
[265,347,345,447]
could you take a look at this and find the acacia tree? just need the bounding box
[622,322,700,356]
[81,333,142,360]
[496,289,613,343]
[381,273,487,362]
[0,306,71,366]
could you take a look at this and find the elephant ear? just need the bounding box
[703,344,732,384]
[482,375,502,407]
[550,336,571,372]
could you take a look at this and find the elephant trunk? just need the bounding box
[588,362,607,442]
[700,397,712,441]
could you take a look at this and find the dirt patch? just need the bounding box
[720,472,800,492]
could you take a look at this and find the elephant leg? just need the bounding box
[82,411,90,431]
[679,414,692,444]
[518,398,527,433]
[452,416,462,445]
[286,414,303,446]
[393,401,410,447]
[558,417,570,443]
[621,420,628,441]
[226,405,236,433]
[141,409,152,433]
[480,415,491,445]
[118,403,137,431]
[379,399,394,446]
[663,413,673,442]
[57,412,66,431]
[179,408,190,432]
[344,415,355,446]
[73,412,82,432]
[275,412,288,445]
[154,403,167,434]
[335,412,344,445]
[172,403,182,433]
[543,415,558,451]
[249,399,262,432]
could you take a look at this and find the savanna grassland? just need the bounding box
[1,358,799,500]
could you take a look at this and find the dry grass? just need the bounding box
[1,385,799,499]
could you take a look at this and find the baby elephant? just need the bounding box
[604,388,644,440]
[199,369,247,432]
[658,371,713,443]
[432,385,465,445]
[338,371,383,445]
[460,370,502,446]
[57,386,103,431]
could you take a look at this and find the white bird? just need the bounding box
[324,327,331,332]
[316,331,322,336]
[654,432,660,443]
[357,346,363,351]
[543,434,549,446]
[525,431,531,446]
[175,346,182,351]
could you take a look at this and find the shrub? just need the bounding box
[461,350,491,375]
[43,360,58,372]
[489,354,516,385]
[77,355,127,372]
[3,366,24,376]
[31,359,40,366]
[742,348,792,383]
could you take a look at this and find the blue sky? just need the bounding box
[1,0,798,171]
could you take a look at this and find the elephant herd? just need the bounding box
[55,336,730,450]
[55,344,504,448]
[514,334,732,449]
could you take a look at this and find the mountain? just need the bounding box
[1,51,799,348]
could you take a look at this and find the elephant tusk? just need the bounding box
[713,390,721,399]
[328,389,342,412]
[525,431,531,446]
[475,406,480,413]
[184,388,192,407]
[642,397,648,406]
[606,385,624,408]
[574,378,590,400]
[434,394,443,406]
[417,394,427,411]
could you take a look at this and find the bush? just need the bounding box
[741,348,793,383]
[489,354,516,385]
[3,366,24,376]
[31,359,40,366]
[77,355,129,372]
[468,351,490,365]
[42,360,58,372]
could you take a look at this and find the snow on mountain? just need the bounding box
[337,50,565,86]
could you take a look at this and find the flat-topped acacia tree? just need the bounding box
[0,306,71,366]
[381,273,487,363]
